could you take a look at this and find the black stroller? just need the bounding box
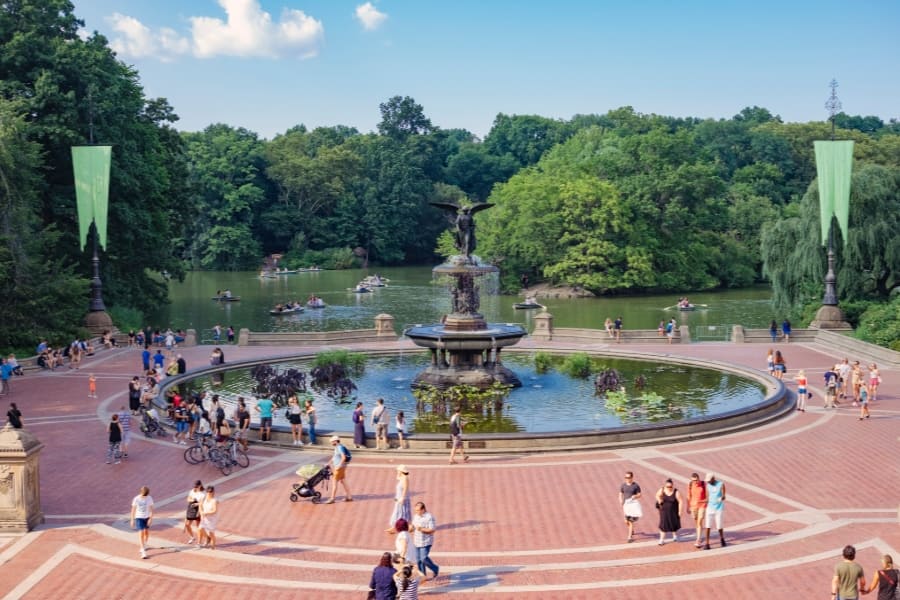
[139,407,167,438]
[290,463,332,503]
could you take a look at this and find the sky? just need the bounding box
[72,0,900,140]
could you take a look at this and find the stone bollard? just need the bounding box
[375,314,397,338]
[531,311,554,341]
[184,329,197,347]
[238,328,250,346]
[678,325,691,344]
[0,424,44,532]
[732,325,745,344]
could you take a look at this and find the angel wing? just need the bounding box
[466,202,494,215]
[429,201,461,213]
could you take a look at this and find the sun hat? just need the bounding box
[704,472,714,483]
[330,435,341,443]
[396,465,409,474]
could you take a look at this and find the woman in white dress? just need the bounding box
[387,465,411,533]
[393,518,416,565]
[199,486,220,549]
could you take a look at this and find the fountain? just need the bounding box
[403,201,526,389]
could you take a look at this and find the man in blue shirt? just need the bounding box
[0,359,13,395]
[702,473,727,549]
[152,350,165,370]
[324,435,353,504]
[255,396,273,441]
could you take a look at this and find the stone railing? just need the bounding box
[731,327,820,344]
[813,329,900,368]
[529,312,689,344]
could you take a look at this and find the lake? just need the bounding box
[153,267,777,340]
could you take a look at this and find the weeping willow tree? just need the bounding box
[761,163,900,315]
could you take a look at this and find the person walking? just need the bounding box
[702,473,727,549]
[858,385,870,421]
[773,350,786,380]
[824,365,839,408]
[6,402,23,428]
[368,552,397,600]
[352,401,366,448]
[117,405,132,458]
[766,349,775,376]
[325,435,353,504]
[372,397,389,451]
[864,554,898,600]
[128,376,142,413]
[106,414,122,464]
[619,471,642,543]
[686,472,707,548]
[448,406,469,464]
[130,486,154,559]
[654,478,683,545]
[867,364,881,403]
[184,480,204,545]
[387,465,411,533]
[614,316,623,343]
[88,374,97,398]
[198,486,220,549]
[411,502,439,580]
[394,518,416,565]
[0,358,13,395]
[769,320,778,343]
[832,544,866,600]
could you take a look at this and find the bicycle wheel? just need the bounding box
[216,454,233,476]
[234,448,250,468]
[184,445,204,465]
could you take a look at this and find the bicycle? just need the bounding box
[183,434,216,465]
[210,437,250,476]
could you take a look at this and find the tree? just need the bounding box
[761,163,900,313]
[377,95,434,140]
[483,113,573,167]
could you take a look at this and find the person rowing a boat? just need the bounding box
[224,289,232,299]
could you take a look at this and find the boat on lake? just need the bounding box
[349,285,371,293]
[306,297,326,308]
[270,303,304,315]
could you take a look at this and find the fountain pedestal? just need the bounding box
[404,256,525,390]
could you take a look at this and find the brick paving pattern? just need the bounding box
[0,337,897,599]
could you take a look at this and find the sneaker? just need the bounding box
[173,436,178,443]
[179,440,186,445]
[704,544,711,550]
[141,550,147,559]
[105,460,111,464]
[115,460,121,464]
[186,537,195,545]
[297,441,304,446]
[323,498,335,504]
[721,539,727,547]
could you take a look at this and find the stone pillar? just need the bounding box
[238,328,250,346]
[732,325,745,344]
[184,329,197,347]
[678,325,691,344]
[531,311,553,341]
[374,314,396,337]
[0,424,44,532]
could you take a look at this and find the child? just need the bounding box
[395,411,407,450]
[794,370,807,412]
[88,374,97,398]
[858,386,870,421]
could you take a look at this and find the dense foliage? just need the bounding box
[2,1,899,352]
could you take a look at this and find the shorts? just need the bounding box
[451,434,463,449]
[775,364,786,373]
[625,515,639,523]
[289,414,302,425]
[333,466,346,482]
[376,423,388,437]
[704,508,723,529]
[235,429,247,440]
[691,506,707,521]
[176,421,188,433]
[122,430,132,444]
[134,517,150,531]
[260,417,272,429]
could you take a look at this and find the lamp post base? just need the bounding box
[809,304,852,330]
[84,310,114,336]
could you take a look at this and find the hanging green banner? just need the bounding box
[813,140,853,246]
[71,145,112,250]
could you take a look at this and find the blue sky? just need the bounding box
[73,0,900,139]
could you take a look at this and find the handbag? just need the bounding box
[219,422,232,436]
[186,501,199,520]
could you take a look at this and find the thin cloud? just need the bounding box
[355,2,388,31]
[106,0,324,62]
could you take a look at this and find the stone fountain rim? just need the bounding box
[156,345,789,451]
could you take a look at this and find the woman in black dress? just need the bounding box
[352,402,366,448]
[865,554,899,600]
[655,478,683,545]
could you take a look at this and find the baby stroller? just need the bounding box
[139,407,167,438]
[290,463,332,503]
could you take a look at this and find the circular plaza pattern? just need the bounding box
[0,337,897,599]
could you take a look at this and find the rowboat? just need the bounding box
[513,302,543,310]
[306,299,326,309]
[270,305,304,315]
[211,296,241,302]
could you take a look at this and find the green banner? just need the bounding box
[813,140,853,246]
[71,145,112,250]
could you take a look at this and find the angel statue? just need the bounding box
[429,201,494,261]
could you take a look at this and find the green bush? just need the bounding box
[854,297,900,350]
[313,349,366,376]
[533,351,554,374]
[109,305,145,332]
[560,352,592,379]
[299,247,359,270]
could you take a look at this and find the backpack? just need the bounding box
[340,445,352,463]
[450,416,460,436]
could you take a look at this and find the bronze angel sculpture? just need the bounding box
[429,201,494,261]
